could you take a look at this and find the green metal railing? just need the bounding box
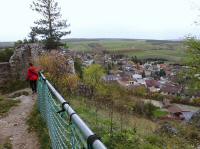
[37,73,107,149]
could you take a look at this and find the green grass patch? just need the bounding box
[153,109,168,118]
[68,41,94,52]
[111,48,187,63]
[0,96,20,117]
[0,137,12,149]
[0,80,28,94]
[68,39,187,63]
[27,103,51,149]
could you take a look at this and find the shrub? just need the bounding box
[0,48,14,62]
[192,98,200,105]
[58,74,79,95]
[36,52,70,77]
[139,143,160,149]
[133,100,158,118]
[144,102,158,117]
[173,96,182,102]
[149,92,164,101]
[131,86,147,97]
[146,134,164,146]
[104,129,140,149]
[0,80,28,94]
[36,53,79,95]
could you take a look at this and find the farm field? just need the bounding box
[67,39,188,63]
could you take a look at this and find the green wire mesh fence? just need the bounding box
[37,73,106,149]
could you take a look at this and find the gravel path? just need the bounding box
[0,89,40,149]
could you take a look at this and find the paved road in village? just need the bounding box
[145,99,200,112]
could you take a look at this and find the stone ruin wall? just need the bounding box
[9,44,43,80]
[0,43,75,87]
[0,44,43,87]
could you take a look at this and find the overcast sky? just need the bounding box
[0,0,200,41]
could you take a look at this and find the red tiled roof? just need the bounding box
[161,84,181,94]
[167,105,182,113]
[145,80,160,88]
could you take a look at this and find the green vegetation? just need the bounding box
[68,96,156,149]
[83,64,105,90]
[0,96,20,117]
[133,101,158,118]
[67,39,187,63]
[0,48,14,62]
[36,54,200,148]
[27,103,51,149]
[68,96,198,149]
[0,137,12,149]
[68,42,92,51]
[0,80,28,94]
[121,49,186,63]
[74,58,83,79]
[184,37,200,90]
[153,109,168,118]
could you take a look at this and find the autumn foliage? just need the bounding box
[36,52,79,95]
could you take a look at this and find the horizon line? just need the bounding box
[0,37,185,43]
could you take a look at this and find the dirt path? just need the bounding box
[0,89,40,149]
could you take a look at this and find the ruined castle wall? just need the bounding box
[9,44,43,80]
[0,43,75,87]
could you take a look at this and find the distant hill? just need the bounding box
[63,38,186,63]
[62,38,182,43]
[0,42,14,49]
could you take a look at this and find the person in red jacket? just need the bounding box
[26,63,39,94]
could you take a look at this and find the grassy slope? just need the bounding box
[68,96,196,149]
[69,96,158,148]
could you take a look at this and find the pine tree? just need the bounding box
[28,30,37,43]
[30,0,70,49]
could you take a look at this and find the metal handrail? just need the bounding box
[39,72,107,149]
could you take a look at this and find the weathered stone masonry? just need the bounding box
[0,44,43,87]
[0,43,75,87]
[9,44,43,80]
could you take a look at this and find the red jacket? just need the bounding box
[26,66,39,81]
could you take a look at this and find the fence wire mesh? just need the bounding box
[37,76,87,149]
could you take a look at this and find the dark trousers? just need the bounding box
[30,80,37,93]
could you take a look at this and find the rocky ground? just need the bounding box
[0,89,39,149]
